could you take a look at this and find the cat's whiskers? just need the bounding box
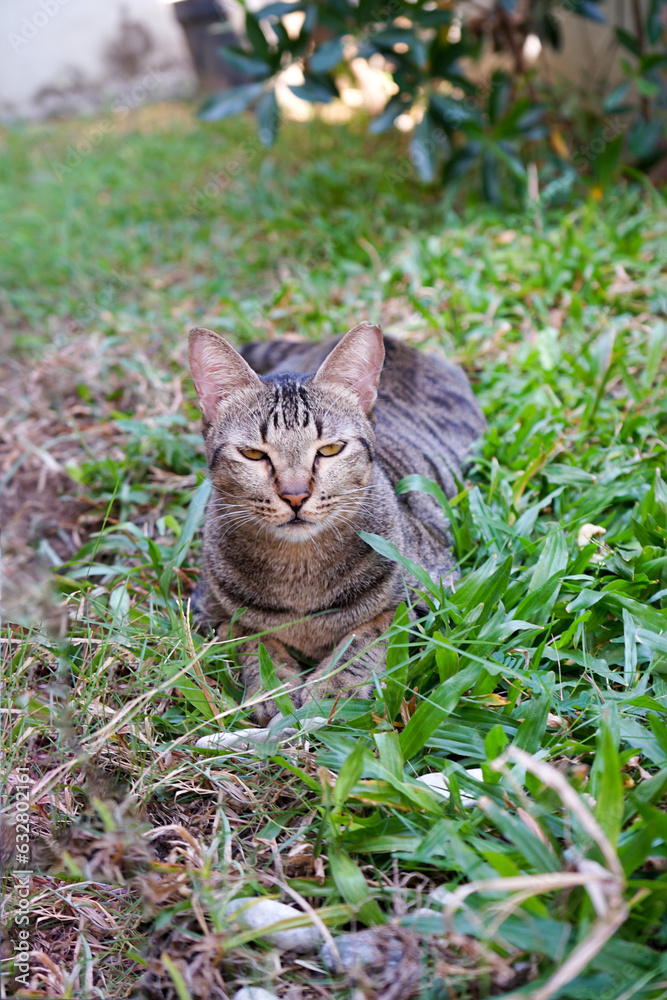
[329,500,375,519]
[210,498,289,528]
[210,502,256,517]
[209,463,381,545]
[307,531,324,559]
[209,503,252,516]
[214,509,263,540]
[336,482,381,492]
[325,522,344,547]
[216,494,376,535]
[252,519,272,553]
[218,521,258,540]
[209,496,252,510]
[212,506,256,521]
[328,514,363,540]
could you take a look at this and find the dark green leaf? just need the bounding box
[373,730,404,779]
[384,602,410,720]
[615,27,641,55]
[529,528,568,594]
[648,0,667,42]
[218,48,272,78]
[451,555,512,617]
[410,114,439,183]
[488,71,512,124]
[434,633,459,683]
[289,76,338,103]
[258,1,304,16]
[359,531,439,596]
[647,713,667,756]
[198,83,265,122]
[628,118,664,162]
[245,12,271,60]
[369,96,407,135]
[309,37,344,73]
[334,741,366,806]
[429,93,478,130]
[591,718,624,846]
[328,848,385,925]
[619,820,658,876]
[258,643,296,718]
[400,663,482,759]
[481,799,559,872]
[603,82,632,113]
[256,90,280,146]
[481,151,500,205]
[482,723,508,782]
[175,479,210,568]
[515,572,564,627]
[513,690,551,754]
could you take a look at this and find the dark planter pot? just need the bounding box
[172,0,247,92]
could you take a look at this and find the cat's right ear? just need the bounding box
[314,322,384,414]
[188,327,261,423]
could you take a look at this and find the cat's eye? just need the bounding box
[317,442,345,457]
[239,448,267,461]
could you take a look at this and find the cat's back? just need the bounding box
[373,336,484,496]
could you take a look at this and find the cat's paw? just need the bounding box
[300,671,374,709]
[250,698,284,727]
[247,665,302,725]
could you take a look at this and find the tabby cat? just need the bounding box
[189,323,484,723]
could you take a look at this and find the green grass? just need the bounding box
[2,104,667,1000]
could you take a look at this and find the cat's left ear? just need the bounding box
[313,323,384,414]
[189,327,261,423]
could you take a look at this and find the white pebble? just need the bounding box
[195,716,328,750]
[321,928,405,971]
[234,989,280,1000]
[416,768,483,806]
[577,522,605,548]
[195,728,264,750]
[429,885,457,906]
[399,907,443,930]
[225,897,321,953]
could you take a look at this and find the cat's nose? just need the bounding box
[280,489,311,510]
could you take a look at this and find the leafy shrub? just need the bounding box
[199,0,667,199]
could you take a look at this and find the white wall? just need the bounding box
[0,0,196,121]
[539,3,642,92]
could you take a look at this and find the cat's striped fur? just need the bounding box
[189,323,484,722]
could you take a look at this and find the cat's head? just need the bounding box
[189,323,384,541]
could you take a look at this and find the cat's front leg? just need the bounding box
[232,633,303,726]
[298,610,395,710]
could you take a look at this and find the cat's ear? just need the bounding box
[313,323,384,414]
[189,327,261,422]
